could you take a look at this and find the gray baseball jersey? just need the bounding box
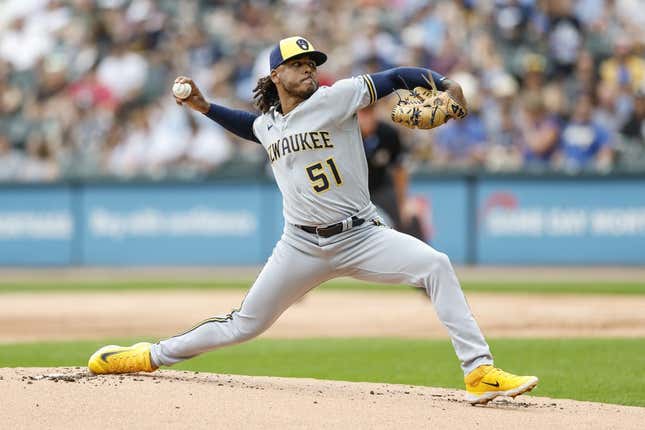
[252,75,375,226]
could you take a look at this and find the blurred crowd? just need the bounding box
[0,0,644,182]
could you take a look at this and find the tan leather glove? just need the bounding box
[391,77,467,130]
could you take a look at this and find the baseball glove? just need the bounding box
[391,76,467,130]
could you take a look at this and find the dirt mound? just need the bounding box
[1,367,643,429]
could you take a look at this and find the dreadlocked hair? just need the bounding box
[253,75,280,113]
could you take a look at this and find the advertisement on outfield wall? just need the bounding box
[80,184,266,265]
[1,179,644,266]
[477,180,645,264]
[0,186,74,265]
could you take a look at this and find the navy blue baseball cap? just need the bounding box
[269,36,327,71]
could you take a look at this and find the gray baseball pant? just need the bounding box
[150,206,493,375]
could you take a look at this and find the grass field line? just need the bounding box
[0,278,644,295]
[1,265,645,283]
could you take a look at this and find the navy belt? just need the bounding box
[297,216,365,238]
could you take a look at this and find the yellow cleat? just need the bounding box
[465,365,538,405]
[88,342,158,375]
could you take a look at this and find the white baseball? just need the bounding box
[173,82,192,99]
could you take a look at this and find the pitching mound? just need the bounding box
[1,368,643,429]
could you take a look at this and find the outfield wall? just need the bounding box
[1,176,644,266]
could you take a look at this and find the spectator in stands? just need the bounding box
[105,105,152,177]
[521,53,546,88]
[0,14,53,72]
[181,113,234,176]
[491,0,533,45]
[518,94,560,169]
[483,73,523,172]
[68,69,118,112]
[594,39,637,133]
[0,135,23,181]
[546,0,584,77]
[145,99,191,176]
[621,89,645,144]
[564,49,597,105]
[18,132,60,182]
[557,93,614,173]
[0,62,25,145]
[432,71,487,169]
[614,0,645,36]
[351,11,401,71]
[594,81,630,134]
[433,113,487,169]
[600,36,645,92]
[96,42,149,104]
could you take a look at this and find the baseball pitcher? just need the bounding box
[88,36,538,405]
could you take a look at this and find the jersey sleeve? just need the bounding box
[369,67,447,100]
[322,75,376,123]
[203,103,260,144]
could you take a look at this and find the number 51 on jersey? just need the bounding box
[305,158,343,193]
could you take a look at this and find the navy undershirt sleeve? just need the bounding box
[369,67,447,100]
[203,103,260,144]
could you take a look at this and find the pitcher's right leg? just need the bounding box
[88,226,331,374]
[147,237,331,367]
[88,236,329,374]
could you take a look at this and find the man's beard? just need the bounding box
[285,78,318,100]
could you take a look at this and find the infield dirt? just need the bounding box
[1,367,643,430]
[1,290,644,342]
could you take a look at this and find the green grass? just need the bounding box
[1,337,643,407]
[0,279,644,295]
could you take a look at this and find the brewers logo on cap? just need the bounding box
[269,36,327,71]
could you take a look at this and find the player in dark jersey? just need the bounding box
[359,103,407,229]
